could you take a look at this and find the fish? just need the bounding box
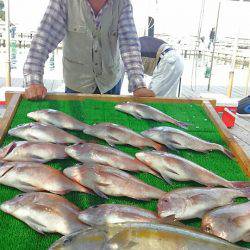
[0,141,67,163]
[202,202,250,243]
[78,204,160,226]
[49,222,247,250]
[65,143,160,177]
[8,123,83,144]
[83,122,164,150]
[27,109,90,130]
[157,187,250,220]
[63,164,166,200]
[141,126,234,158]
[0,161,92,195]
[115,102,190,129]
[136,151,250,189]
[0,192,89,235]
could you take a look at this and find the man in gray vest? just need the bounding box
[24,0,155,99]
[140,36,184,97]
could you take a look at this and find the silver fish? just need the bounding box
[63,164,166,200]
[136,151,250,189]
[49,222,247,250]
[141,126,234,158]
[115,102,190,129]
[65,143,159,177]
[8,123,83,144]
[0,192,88,235]
[0,161,92,194]
[158,187,250,220]
[202,202,250,243]
[83,123,164,150]
[78,204,160,226]
[0,141,67,163]
[27,109,90,130]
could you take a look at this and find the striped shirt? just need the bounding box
[23,0,145,93]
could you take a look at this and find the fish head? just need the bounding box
[0,193,36,214]
[135,151,159,166]
[49,230,83,250]
[201,214,229,239]
[8,123,34,138]
[63,165,91,183]
[27,109,55,122]
[65,143,85,158]
[157,195,187,219]
[78,205,101,225]
[141,129,159,141]
[49,229,106,250]
[115,102,133,112]
[27,110,43,121]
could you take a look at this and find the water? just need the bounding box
[0,44,249,97]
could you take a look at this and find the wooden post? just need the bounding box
[207,1,221,91]
[227,0,243,97]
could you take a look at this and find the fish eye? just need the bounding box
[63,237,73,246]
[205,225,212,233]
[90,205,99,209]
[17,194,24,198]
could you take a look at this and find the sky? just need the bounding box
[9,0,250,39]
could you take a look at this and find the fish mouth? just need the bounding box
[114,104,122,111]
[0,202,9,213]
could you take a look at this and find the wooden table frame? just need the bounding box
[0,91,249,177]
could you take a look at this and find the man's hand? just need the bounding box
[25,84,47,100]
[133,87,155,97]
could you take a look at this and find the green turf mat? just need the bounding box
[0,98,249,249]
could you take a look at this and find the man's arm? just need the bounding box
[24,0,67,100]
[118,0,155,97]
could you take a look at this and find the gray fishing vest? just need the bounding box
[63,0,124,93]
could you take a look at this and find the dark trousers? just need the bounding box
[65,79,122,95]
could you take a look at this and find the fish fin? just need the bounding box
[160,172,173,185]
[0,164,15,178]
[242,231,250,242]
[175,121,191,129]
[0,142,17,158]
[25,216,47,234]
[133,112,144,120]
[30,154,46,163]
[153,143,168,152]
[230,181,250,189]
[105,136,120,147]
[92,184,109,199]
[17,181,41,192]
[158,215,186,226]
[106,229,138,249]
[27,134,40,142]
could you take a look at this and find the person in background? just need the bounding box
[24,0,155,100]
[140,36,184,97]
[208,27,215,50]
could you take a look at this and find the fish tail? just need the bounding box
[213,144,234,159]
[230,181,250,189]
[175,121,191,129]
[240,188,250,199]
[221,146,234,159]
